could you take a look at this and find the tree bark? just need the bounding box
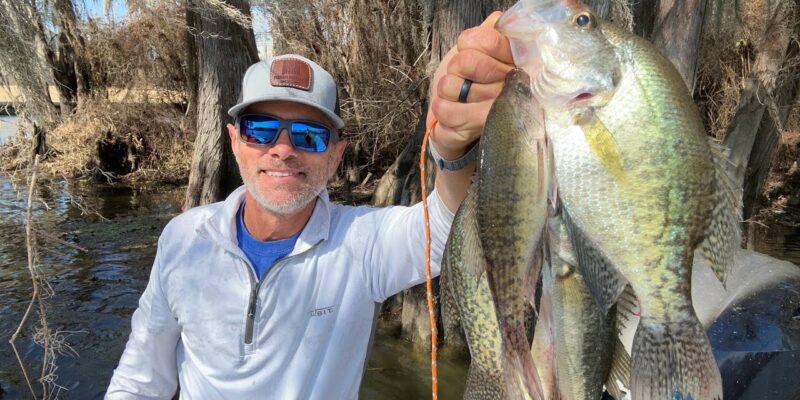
[183,0,258,209]
[52,31,78,116]
[184,3,200,134]
[52,0,92,106]
[0,0,60,160]
[630,0,659,39]
[373,102,429,208]
[739,71,800,223]
[650,0,707,92]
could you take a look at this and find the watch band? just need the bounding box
[428,139,479,171]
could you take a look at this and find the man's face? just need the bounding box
[227,101,347,215]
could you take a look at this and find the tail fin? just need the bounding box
[463,363,507,400]
[501,323,545,400]
[631,318,722,400]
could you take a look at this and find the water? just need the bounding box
[0,115,16,144]
[0,175,798,399]
[750,223,800,267]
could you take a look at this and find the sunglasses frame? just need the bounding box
[235,113,339,153]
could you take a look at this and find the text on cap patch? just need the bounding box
[270,58,312,91]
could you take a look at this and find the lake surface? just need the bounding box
[0,175,797,399]
[0,115,16,144]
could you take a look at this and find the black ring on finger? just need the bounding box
[458,79,473,103]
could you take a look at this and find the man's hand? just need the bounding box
[428,11,515,160]
[426,11,515,214]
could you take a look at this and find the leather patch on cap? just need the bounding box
[270,58,312,91]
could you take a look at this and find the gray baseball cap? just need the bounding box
[228,54,345,129]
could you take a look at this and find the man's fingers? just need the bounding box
[457,11,514,65]
[480,10,503,28]
[446,49,513,84]
[430,97,493,143]
[438,74,504,103]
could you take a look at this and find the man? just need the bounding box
[106,13,514,399]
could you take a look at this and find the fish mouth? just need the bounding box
[571,92,595,102]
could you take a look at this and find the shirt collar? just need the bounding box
[200,185,333,256]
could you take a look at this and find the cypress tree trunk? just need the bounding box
[183,0,258,209]
[650,0,707,91]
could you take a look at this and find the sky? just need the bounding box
[82,0,129,22]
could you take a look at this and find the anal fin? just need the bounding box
[562,208,628,315]
[701,139,743,285]
[605,335,632,400]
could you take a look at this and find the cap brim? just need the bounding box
[228,97,345,129]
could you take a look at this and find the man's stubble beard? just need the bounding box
[242,154,334,215]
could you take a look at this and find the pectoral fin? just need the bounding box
[580,115,626,181]
[454,183,488,283]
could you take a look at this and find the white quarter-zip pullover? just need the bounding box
[106,186,453,399]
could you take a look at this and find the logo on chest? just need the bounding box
[309,305,335,317]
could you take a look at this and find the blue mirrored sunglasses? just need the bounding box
[236,114,337,153]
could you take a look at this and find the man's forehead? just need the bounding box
[243,101,335,126]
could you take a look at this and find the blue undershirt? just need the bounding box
[236,202,301,280]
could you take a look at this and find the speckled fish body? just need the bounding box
[497,1,740,399]
[543,215,618,400]
[442,185,507,400]
[478,68,551,400]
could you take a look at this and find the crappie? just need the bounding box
[478,68,551,400]
[442,185,507,400]
[540,213,631,400]
[497,1,740,399]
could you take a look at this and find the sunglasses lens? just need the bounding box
[240,116,280,144]
[290,122,330,152]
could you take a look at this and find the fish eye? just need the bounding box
[575,13,593,28]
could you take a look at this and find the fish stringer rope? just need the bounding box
[420,118,438,400]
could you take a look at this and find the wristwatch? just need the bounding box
[428,139,480,171]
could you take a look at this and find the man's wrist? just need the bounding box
[428,138,479,171]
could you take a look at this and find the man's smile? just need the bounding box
[261,170,303,177]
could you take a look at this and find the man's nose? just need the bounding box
[268,129,296,157]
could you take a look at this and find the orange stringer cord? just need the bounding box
[420,118,438,400]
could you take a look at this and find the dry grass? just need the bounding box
[52,100,192,183]
[1,99,193,184]
[694,22,754,140]
[266,0,431,183]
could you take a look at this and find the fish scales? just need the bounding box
[497,1,740,399]
[552,24,713,321]
[544,215,618,400]
[442,185,507,400]
[477,68,550,400]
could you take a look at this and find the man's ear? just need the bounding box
[227,123,239,156]
[334,139,347,164]
[329,139,348,175]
